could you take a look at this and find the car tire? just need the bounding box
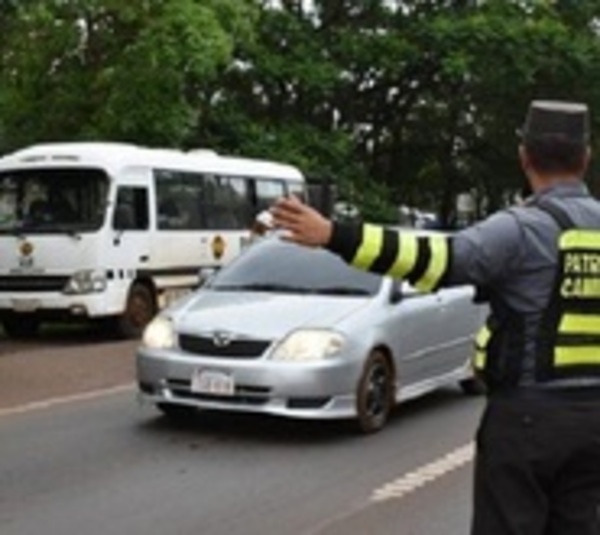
[156,403,197,421]
[2,314,40,338]
[355,350,395,434]
[116,283,156,339]
[459,377,486,396]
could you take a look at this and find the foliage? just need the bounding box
[201,0,600,220]
[1,0,600,221]
[0,0,256,148]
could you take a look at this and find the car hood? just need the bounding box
[172,290,372,339]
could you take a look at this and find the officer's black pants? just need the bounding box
[471,392,600,535]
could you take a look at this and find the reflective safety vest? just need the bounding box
[537,227,600,380]
[473,202,600,386]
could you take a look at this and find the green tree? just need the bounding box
[2,0,599,222]
[204,0,600,221]
[0,0,256,150]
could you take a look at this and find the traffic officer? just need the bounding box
[271,100,600,535]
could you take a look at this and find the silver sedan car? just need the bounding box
[137,237,486,433]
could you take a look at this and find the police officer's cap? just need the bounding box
[519,100,590,145]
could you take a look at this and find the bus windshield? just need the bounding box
[0,168,109,234]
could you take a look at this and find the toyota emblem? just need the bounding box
[212,331,233,347]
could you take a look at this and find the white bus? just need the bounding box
[0,142,306,338]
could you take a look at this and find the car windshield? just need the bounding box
[0,168,109,235]
[208,238,382,296]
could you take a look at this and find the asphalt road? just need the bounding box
[0,326,137,409]
[0,332,484,535]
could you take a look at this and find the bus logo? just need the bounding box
[212,235,226,260]
[20,241,34,256]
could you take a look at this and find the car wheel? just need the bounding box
[156,403,197,421]
[2,314,40,338]
[116,283,156,339]
[355,350,395,434]
[459,377,486,396]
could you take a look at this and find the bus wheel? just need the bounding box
[117,283,156,339]
[2,314,40,338]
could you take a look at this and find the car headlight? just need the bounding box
[142,316,176,349]
[63,269,107,295]
[270,329,345,362]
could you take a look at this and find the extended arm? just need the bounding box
[271,196,524,290]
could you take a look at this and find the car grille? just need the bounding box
[179,334,271,358]
[0,275,69,292]
[166,379,270,405]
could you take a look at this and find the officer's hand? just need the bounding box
[271,195,333,247]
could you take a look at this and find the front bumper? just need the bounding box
[136,347,363,420]
[0,291,122,319]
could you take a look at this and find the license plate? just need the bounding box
[12,298,39,313]
[191,370,235,396]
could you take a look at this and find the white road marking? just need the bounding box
[370,442,474,503]
[0,383,135,418]
[305,442,475,534]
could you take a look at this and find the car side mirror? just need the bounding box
[389,281,403,304]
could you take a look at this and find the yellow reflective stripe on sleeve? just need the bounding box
[413,235,450,292]
[559,314,600,336]
[560,230,600,250]
[555,346,600,367]
[387,233,418,279]
[474,350,486,371]
[475,325,491,349]
[351,224,384,270]
[473,325,490,371]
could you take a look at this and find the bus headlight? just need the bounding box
[63,269,108,294]
[270,329,345,362]
[142,316,176,349]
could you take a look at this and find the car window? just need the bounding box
[208,238,382,296]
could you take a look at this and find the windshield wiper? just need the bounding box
[212,283,313,294]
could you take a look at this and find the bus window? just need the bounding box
[155,170,251,231]
[254,179,285,213]
[287,181,306,201]
[0,168,107,233]
[214,176,251,229]
[155,170,200,230]
[0,177,17,228]
[200,174,251,230]
[113,187,149,230]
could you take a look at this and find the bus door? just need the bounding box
[108,185,151,300]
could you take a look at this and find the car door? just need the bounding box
[434,285,481,375]
[384,280,447,387]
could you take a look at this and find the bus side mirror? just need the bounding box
[198,267,217,287]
